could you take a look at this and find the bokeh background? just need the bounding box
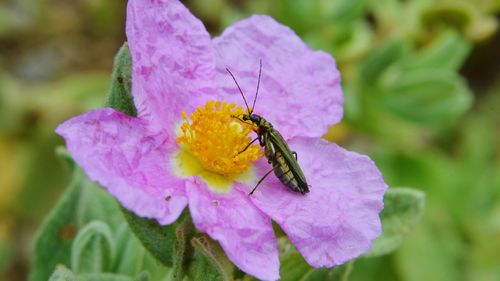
[1,0,499,280]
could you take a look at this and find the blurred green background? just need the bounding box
[0,0,499,280]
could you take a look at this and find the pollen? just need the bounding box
[176,100,262,175]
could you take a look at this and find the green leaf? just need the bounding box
[326,262,354,281]
[75,177,123,230]
[404,30,471,71]
[30,164,122,281]
[366,187,425,257]
[188,236,234,281]
[120,208,181,267]
[48,265,77,281]
[140,250,172,281]
[112,223,146,276]
[30,169,83,281]
[382,69,473,124]
[78,273,135,281]
[359,40,408,84]
[171,218,195,281]
[277,0,321,33]
[134,272,150,281]
[328,0,368,23]
[330,21,373,63]
[279,252,310,281]
[105,42,136,117]
[55,146,76,169]
[421,2,473,35]
[279,250,354,281]
[394,218,463,281]
[71,220,115,274]
[112,222,171,280]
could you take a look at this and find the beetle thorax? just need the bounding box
[244,114,272,129]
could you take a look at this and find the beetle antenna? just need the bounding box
[226,68,251,114]
[251,59,262,114]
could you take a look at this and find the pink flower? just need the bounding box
[56,0,387,280]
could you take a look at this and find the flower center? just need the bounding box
[176,100,261,176]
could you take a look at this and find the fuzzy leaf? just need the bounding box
[30,169,83,281]
[48,265,77,281]
[112,222,171,280]
[112,223,146,276]
[140,251,173,281]
[105,43,136,117]
[360,40,407,83]
[120,208,182,267]
[325,262,354,281]
[71,220,115,274]
[55,146,76,169]
[279,252,310,281]
[78,273,135,281]
[171,218,195,281]
[279,251,353,281]
[188,236,234,281]
[328,0,368,23]
[421,2,473,36]
[277,0,321,33]
[404,30,471,71]
[383,69,473,124]
[134,272,150,281]
[366,187,425,257]
[30,163,122,281]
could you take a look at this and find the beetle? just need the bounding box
[226,61,309,195]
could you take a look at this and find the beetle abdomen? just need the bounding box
[272,151,301,192]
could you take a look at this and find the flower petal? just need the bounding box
[56,108,187,225]
[250,137,387,267]
[126,0,216,131]
[213,15,343,140]
[186,179,279,281]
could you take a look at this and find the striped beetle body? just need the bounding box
[243,114,309,194]
[227,61,310,195]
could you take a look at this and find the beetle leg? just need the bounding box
[292,151,298,160]
[249,168,274,195]
[237,137,259,155]
[230,114,244,122]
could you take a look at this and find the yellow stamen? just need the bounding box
[176,100,262,176]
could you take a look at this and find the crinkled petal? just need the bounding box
[212,15,343,140]
[126,0,216,131]
[56,108,187,225]
[250,137,387,267]
[186,179,279,281]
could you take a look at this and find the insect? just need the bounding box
[226,61,309,195]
